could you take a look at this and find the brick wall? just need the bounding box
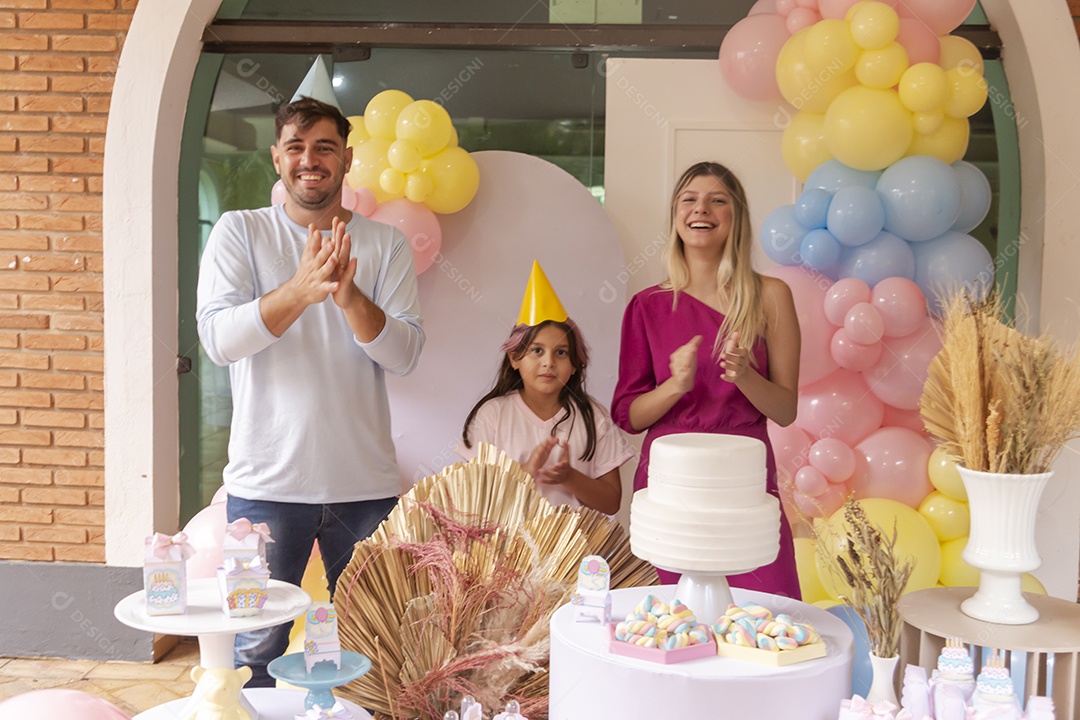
[0,0,137,564]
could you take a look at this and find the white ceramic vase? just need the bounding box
[866,653,899,707]
[958,466,1052,625]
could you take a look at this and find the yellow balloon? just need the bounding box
[815,498,942,601]
[898,63,949,112]
[379,167,406,196]
[346,115,369,148]
[364,89,414,141]
[938,35,984,76]
[854,43,909,89]
[1022,573,1046,595]
[794,536,832,604]
[396,99,453,157]
[805,19,859,74]
[943,67,988,118]
[824,86,913,171]
[776,29,860,114]
[421,146,480,214]
[928,446,967,501]
[404,170,433,203]
[782,111,833,181]
[844,1,869,21]
[346,137,399,202]
[848,2,900,51]
[813,598,844,610]
[905,115,969,164]
[448,123,459,147]
[913,110,945,135]
[287,546,330,647]
[387,138,422,173]
[917,491,970,542]
[939,536,978,586]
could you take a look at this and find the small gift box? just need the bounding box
[571,555,612,624]
[223,517,274,565]
[304,601,342,672]
[216,555,270,618]
[143,532,195,616]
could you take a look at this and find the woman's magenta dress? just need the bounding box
[611,286,801,600]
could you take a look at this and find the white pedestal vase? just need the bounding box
[957,466,1052,625]
[866,653,899,707]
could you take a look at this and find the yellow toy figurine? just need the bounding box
[183,666,253,720]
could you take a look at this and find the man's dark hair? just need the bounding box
[274,96,351,142]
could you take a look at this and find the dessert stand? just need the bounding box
[268,650,372,711]
[668,567,736,629]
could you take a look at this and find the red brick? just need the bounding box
[19,214,84,231]
[0,72,45,91]
[86,375,101,391]
[0,467,50,484]
[86,13,130,30]
[0,370,15,386]
[22,449,86,468]
[0,254,13,269]
[52,506,100,524]
[0,427,50,444]
[0,388,50,405]
[0,408,15,423]
[0,447,18,462]
[84,215,101,232]
[0,54,13,71]
[52,314,100,332]
[21,297,84,314]
[85,95,110,113]
[19,12,85,29]
[19,255,83,273]
[51,276,101,293]
[52,353,99,371]
[52,34,116,53]
[0,114,46,132]
[0,351,47,369]
[0,544,53,561]
[55,468,101,486]
[84,256,102,273]
[18,53,84,72]
[54,429,101,448]
[53,392,101,410]
[51,115,105,133]
[86,176,102,193]
[20,134,85,153]
[18,94,84,114]
[22,333,87,350]
[0,194,47,211]
[52,0,116,8]
[0,0,47,8]
[87,527,103,542]
[0,525,19,541]
[51,157,103,175]
[0,507,52,525]
[87,488,102,504]
[0,33,46,51]
[0,12,13,28]
[88,137,104,154]
[23,408,85,426]
[0,233,48,250]
[0,155,47,172]
[21,372,86,390]
[50,76,110,95]
[52,195,99,212]
[51,234,99,252]
[0,293,15,308]
[88,412,102,429]
[53,544,102,562]
[0,215,16,230]
[24,524,88,543]
[85,297,102,312]
[0,176,14,192]
[85,56,116,74]
[0,312,48,328]
[86,450,103,467]
[0,125,13,140]
[0,332,17,348]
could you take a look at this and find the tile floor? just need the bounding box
[0,639,200,716]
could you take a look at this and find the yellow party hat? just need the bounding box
[516,260,568,326]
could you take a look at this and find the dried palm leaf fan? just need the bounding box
[333,443,658,719]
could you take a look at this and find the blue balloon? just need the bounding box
[806,160,883,193]
[876,156,962,243]
[951,161,992,233]
[827,186,885,247]
[827,604,873,697]
[838,230,915,286]
[912,230,994,313]
[794,188,833,229]
[800,228,842,273]
[760,204,808,266]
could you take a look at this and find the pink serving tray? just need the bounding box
[607,624,717,664]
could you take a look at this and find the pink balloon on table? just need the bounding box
[270,179,287,206]
[851,426,934,507]
[795,368,884,446]
[795,465,829,497]
[882,404,928,435]
[210,485,227,505]
[844,302,884,344]
[182,501,226,579]
[719,13,790,104]
[775,0,797,15]
[823,277,871,327]
[808,437,856,482]
[871,277,927,338]
[352,186,378,217]
[748,0,778,15]
[830,327,882,371]
[767,420,813,482]
[785,7,820,33]
[340,182,358,213]
[895,17,940,65]
[369,198,443,274]
[794,481,847,518]
[766,265,839,386]
[896,0,977,36]
[861,317,942,410]
[0,689,131,719]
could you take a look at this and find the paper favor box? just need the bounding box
[571,554,612,624]
[143,532,195,616]
[223,518,273,565]
[217,556,270,618]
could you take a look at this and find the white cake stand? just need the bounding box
[666,568,736,625]
[114,578,312,720]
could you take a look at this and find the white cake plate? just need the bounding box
[669,570,734,623]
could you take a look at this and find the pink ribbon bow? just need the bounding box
[149,532,195,561]
[304,702,353,719]
[225,518,274,543]
[839,696,898,720]
[223,555,269,576]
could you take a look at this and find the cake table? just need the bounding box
[549,586,854,719]
[131,688,371,720]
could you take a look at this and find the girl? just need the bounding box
[611,162,802,598]
[460,266,632,514]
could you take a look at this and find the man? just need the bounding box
[196,96,424,686]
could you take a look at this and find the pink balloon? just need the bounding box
[794,482,847,518]
[182,502,226,579]
[369,199,443,275]
[766,265,839,386]
[896,0,977,36]
[211,485,227,505]
[895,17,940,66]
[831,327,883,371]
[808,437,857,482]
[775,0,797,15]
[270,179,287,206]
[0,690,131,719]
[353,187,378,217]
[871,277,927,338]
[862,317,942,410]
[844,302,885,344]
[785,7,820,34]
[882,404,928,435]
[823,278,871,327]
[795,0,819,8]
[748,0,777,15]
[795,465,829,497]
[719,14,790,104]
[851,426,934,507]
[341,182,358,212]
[768,420,812,483]
[795,369,885,446]
[818,0,898,18]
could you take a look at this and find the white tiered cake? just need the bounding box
[630,433,781,574]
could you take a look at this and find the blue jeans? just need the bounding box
[226,495,398,687]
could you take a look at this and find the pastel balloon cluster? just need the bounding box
[614,595,709,650]
[346,90,479,215]
[712,602,820,652]
[762,157,993,310]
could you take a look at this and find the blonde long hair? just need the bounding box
[661,162,765,361]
